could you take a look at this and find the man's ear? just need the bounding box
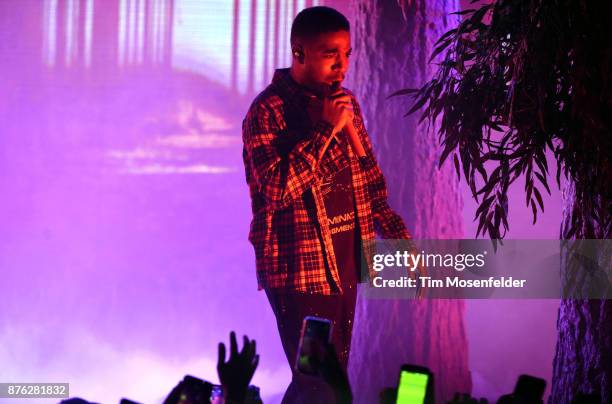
[292,46,305,64]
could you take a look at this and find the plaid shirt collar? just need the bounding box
[271,67,351,149]
[271,68,320,106]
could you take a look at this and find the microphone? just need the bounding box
[330,81,366,157]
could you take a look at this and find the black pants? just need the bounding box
[265,281,358,403]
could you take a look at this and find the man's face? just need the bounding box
[299,30,352,92]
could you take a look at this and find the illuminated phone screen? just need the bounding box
[296,317,332,375]
[396,370,429,404]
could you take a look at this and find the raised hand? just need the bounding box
[217,331,260,403]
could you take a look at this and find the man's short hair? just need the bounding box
[290,6,350,46]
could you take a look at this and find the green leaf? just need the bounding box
[429,39,453,63]
[449,9,476,16]
[533,186,544,212]
[534,172,551,194]
[474,195,495,220]
[386,88,420,99]
[476,211,487,238]
[454,153,461,180]
[434,28,458,46]
[405,96,428,116]
[469,5,490,25]
[530,198,538,224]
[439,144,455,168]
[525,177,533,206]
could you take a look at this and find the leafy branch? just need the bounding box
[390,0,611,242]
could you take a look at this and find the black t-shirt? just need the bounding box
[320,162,361,289]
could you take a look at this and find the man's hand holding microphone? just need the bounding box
[308,83,367,159]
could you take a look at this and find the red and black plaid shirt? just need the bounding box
[242,68,413,294]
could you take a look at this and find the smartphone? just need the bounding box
[180,375,213,404]
[210,384,262,404]
[513,374,546,402]
[395,364,434,404]
[295,316,333,375]
[210,384,224,404]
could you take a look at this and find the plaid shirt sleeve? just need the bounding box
[242,102,335,211]
[350,95,414,241]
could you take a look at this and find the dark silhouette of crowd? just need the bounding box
[58,327,606,404]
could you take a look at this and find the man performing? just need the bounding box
[242,6,421,402]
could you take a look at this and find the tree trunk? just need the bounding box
[550,179,612,404]
[348,0,471,402]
